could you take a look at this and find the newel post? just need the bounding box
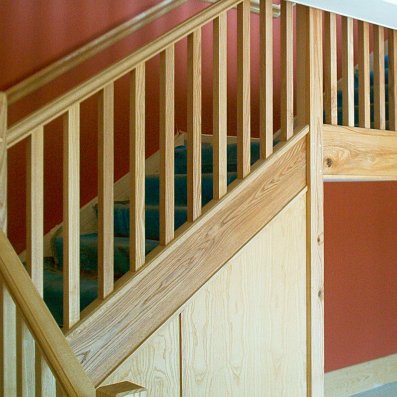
[296,5,325,397]
[0,92,7,233]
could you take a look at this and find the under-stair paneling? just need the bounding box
[102,192,307,396]
[181,193,307,397]
[101,316,180,397]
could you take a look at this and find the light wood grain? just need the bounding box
[323,124,397,179]
[98,84,114,298]
[281,0,294,141]
[373,25,386,130]
[17,313,35,397]
[7,0,242,149]
[130,65,146,270]
[323,12,337,125]
[342,17,355,127]
[182,193,307,397]
[325,353,397,397]
[389,29,397,131]
[0,232,96,397]
[260,0,274,158]
[35,348,56,397]
[63,104,80,330]
[237,0,251,178]
[6,0,188,105]
[213,13,228,200]
[160,47,175,246]
[187,29,202,221]
[26,127,44,295]
[0,93,7,232]
[97,381,147,397]
[296,5,324,397]
[102,317,180,397]
[202,0,282,17]
[358,21,371,128]
[67,127,308,385]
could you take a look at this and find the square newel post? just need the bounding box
[296,5,325,397]
[97,381,147,397]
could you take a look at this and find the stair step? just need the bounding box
[53,233,159,275]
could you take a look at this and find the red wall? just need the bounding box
[1,0,396,372]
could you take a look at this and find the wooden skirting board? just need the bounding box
[67,127,309,385]
[325,353,397,397]
[322,124,397,181]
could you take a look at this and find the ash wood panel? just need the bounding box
[0,233,96,397]
[182,193,307,397]
[7,0,242,149]
[97,381,147,397]
[358,21,371,129]
[130,65,146,270]
[213,13,228,200]
[296,6,324,397]
[17,313,35,397]
[342,17,355,127]
[63,104,80,330]
[373,25,386,130]
[102,317,180,397]
[323,12,337,125]
[68,127,308,385]
[160,47,175,246]
[237,0,251,178]
[98,84,114,297]
[187,29,202,221]
[281,0,294,141]
[6,0,188,105]
[389,30,397,131]
[26,127,44,294]
[260,0,274,158]
[323,124,397,179]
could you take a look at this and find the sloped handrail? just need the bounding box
[5,0,188,106]
[0,231,96,397]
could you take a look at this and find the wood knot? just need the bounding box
[325,158,333,168]
[317,233,324,245]
[318,289,324,301]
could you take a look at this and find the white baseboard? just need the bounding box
[325,353,397,397]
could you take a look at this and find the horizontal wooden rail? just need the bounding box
[97,381,147,397]
[202,0,282,16]
[5,0,188,105]
[0,232,96,397]
[67,125,309,385]
[323,124,397,181]
[7,0,242,149]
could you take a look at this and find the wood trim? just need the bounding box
[358,21,371,129]
[201,0,282,17]
[342,17,355,127]
[67,125,309,385]
[7,0,242,149]
[323,124,397,180]
[97,381,147,397]
[0,233,96,397]
[5,0,188,105]
[325,354,397,397]
[0,93,7,232]
[373,25,386,130]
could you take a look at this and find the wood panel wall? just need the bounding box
[100,192,307,397]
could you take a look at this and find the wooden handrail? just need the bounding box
[0,232,96,397]
[202,0,282,16]
[7,0,242,149]
[97,381,147,396]
[5,0,188,106]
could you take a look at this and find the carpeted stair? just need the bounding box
[43,56,391,327]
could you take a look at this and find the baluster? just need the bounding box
[342,17,355,127]
[160,46,175,246]
[213,13,227,200]
[98,84,114,296]
[130,65,146,270]
[63,104,80,330]
[324,12,337,125]
[374,25,386,130]
[260,0,273,157]
[281,0,294,140]
[390,29,397,131]
[187,29,202,221]
[237,0,251,179]
[358,21,370,128]
[0,93,17,396]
